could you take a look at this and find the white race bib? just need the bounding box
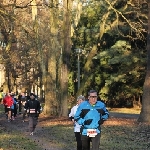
[87,129,97,137]
[30,109,36,113]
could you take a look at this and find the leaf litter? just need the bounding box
[0,107,150,150]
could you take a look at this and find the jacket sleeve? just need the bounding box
[101,105,109,120]
[24,100,29,110]
[11,98,14,106]
[69,106,75,120]
[74,105,85,125]
[3,98,6,105]
[37,101,41,113]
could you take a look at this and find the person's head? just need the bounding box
[77,95,85,105]
[6,92,11,96]
[88,90,98,105]
[30,93,35,100]
[11,94,14,97]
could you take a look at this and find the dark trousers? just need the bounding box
[81,133,101,150]
[18,101,22,113]
[22,111,27,120]
[14,104,17,117]
[29,116,38,132]
[4,105,8,113]
[75,132,82,150]
[4,105,8,118]
[11,109,14,118]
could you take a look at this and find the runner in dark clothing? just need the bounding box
[24,93,41,135]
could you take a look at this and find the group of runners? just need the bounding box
[0,92,42,135]
[0,92,27,122]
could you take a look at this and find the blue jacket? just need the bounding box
[11,98,17,109]
[74,100,109,135]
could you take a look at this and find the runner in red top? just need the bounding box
[3,93,13,122]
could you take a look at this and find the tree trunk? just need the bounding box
[60,0,72,117]
[76,45,97,96]
[138,2,150,122]
[44,5,58,115]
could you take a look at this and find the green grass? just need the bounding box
[0,106,149,150]
[108,107,141,114]
[0,127,42,150]
[100,125,149,150]
[0,121,149,150]
[40,124,149,150]
[0,105,42,150]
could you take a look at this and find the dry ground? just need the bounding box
[0,106,150,150]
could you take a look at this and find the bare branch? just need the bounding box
[104,0,146,40]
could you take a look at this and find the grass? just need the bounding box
[0,132,41,150]
[0,126,42,150]
[0,105,42,150]
[0,105,149,150]
[108,107,141,114]
[35,124,76,150]
[100,124,149,149]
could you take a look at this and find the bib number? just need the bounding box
[30,109,36,113]
[87,129,97,137]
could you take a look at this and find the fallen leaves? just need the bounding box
[0,107,150,150]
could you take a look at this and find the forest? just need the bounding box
[0,0,149,122]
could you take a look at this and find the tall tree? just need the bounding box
[60,0,72,116]
[44,2,58,115]
[138,1,150,122]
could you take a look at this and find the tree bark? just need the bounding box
[44,6,58,115]
[138,2,150,122]
[60,0,72,117]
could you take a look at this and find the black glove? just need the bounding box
[98,119,104,125]
[84,119,93,125]
[69,116,74,121]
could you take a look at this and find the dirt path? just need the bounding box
[0,106,140,150]
[110,112,139,119]
[0,110,72,150]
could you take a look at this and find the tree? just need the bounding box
[71,0,147,103]
[138,1,150,122]
[59,0,72,116]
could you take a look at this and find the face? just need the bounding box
[88,92,97,105]
[77,99,84,105]
[30,95,35,99]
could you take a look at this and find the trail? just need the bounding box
[0,108,70,150]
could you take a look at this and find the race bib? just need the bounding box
[30,109,36,113]
[87,129,97,137]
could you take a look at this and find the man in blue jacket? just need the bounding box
[74,90,109,150]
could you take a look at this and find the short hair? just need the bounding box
[88,90,97,96]
[30,93,35,97]
[77,95,85,101]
